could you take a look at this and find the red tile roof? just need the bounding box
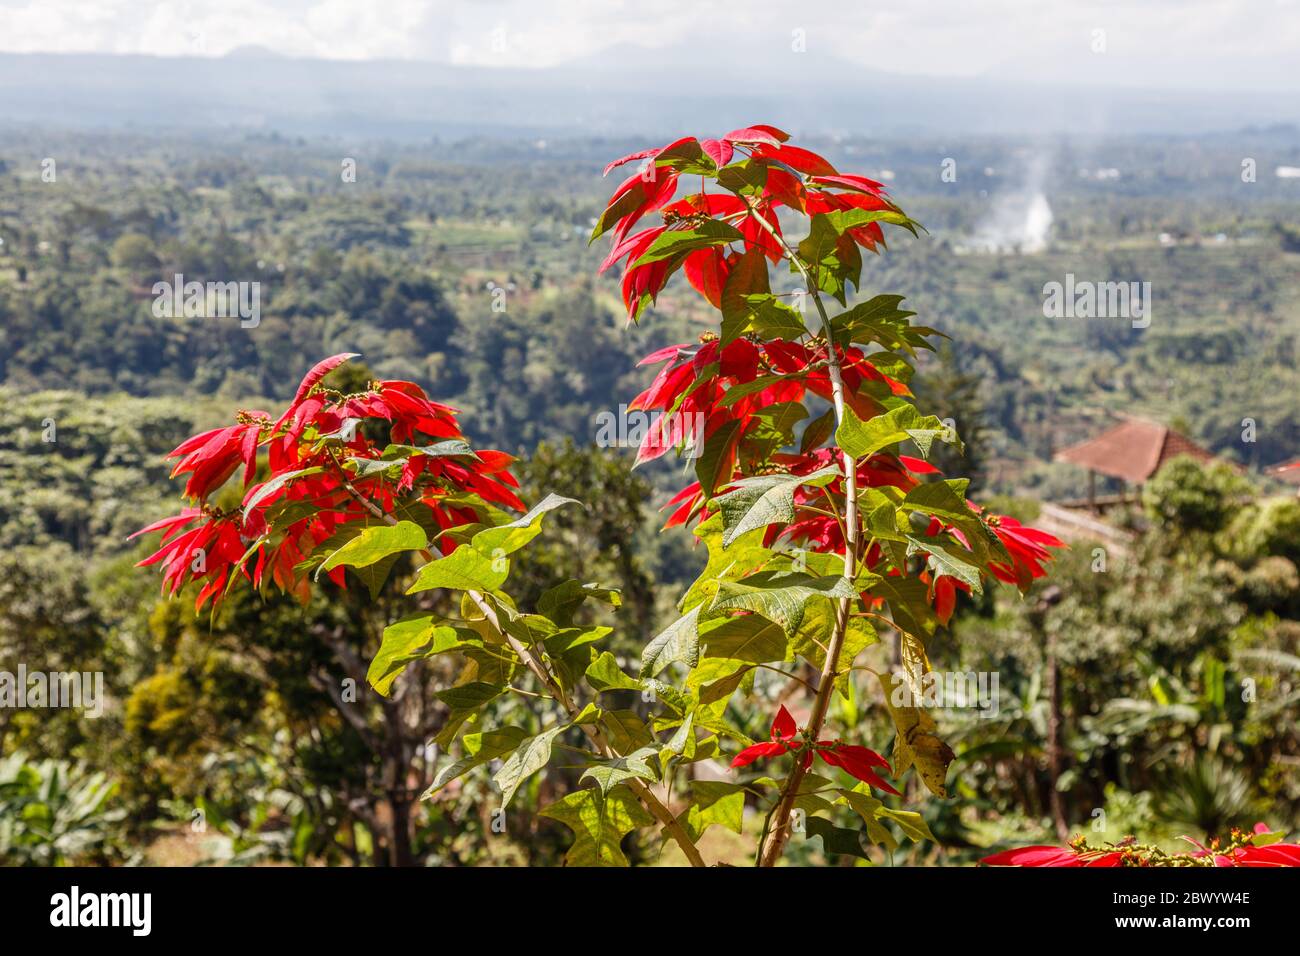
[1266,458,1300,486]
[1054,417,1216,484]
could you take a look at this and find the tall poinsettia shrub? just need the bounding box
[593,125,1065,865]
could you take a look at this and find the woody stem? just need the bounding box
[747,208,860,867]
[327,453,706,866]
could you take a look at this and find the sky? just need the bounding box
[0,0,1296,91]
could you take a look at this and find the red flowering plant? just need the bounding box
[591,125,1066,865]
[732,705,898,796]
[136,352,720,867]
[982,824,1300,867]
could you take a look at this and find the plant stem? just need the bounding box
[327,454,708,866]
[748,206,861,867]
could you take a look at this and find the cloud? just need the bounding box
[0,0,1295,90]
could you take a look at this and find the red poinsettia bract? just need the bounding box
[132,353,522,611]
[980,845,1125,868]
[594,125,902,321]
[732,705,899,795]
[983,824,1300,867]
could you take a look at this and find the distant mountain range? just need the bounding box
[1,48,1296,139]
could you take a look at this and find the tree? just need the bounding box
[1143,456,1251,536]
[913,344,988,491]
[109,233,159,279]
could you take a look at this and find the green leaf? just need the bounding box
[745,294,810,341]
[710,571,855,637]
[581,746,659,795]
[825,206,919,237]
[906,535,984,594]
[350,552,402,600]
[692,418,744,499]
[716,159,768,195]
[691,659,753,712]
[800,405,836,454]
[350,440,478,479]
[714,465,839,547]
[829,295,934,353]
[242,466,324,515]
[367,614,465,695]
[345,457,404,480]
[742,400,808,462]
[654,138,714,175]
[805,816,871,860]
[494,722,567,807]
[640,605,702,678]
[792,606,877,693]
[471,493,579,557]
[631,220,743,268]
[663,712,696,759]
[539,786,655,867]
[838,789,899,850]
[587,651,644,692]
[839,782,936,845]
[423,727,529,798]
[599,709,655,753]
[797,215,862,304]
[679,512,772,613]
[390,438,478,459]
[718,372,798,408]
[320,520,427,573]
[720,246,771,345]
[538,580,621,626]
[679,781,745,840]
[901,480,1008,568]
[434,682,504,712]
[798,214,841,266]
[407,546,508,594]
[836,405,949,461]
[900,479,972,523]
[833,294,912,328]
[542,625,611,658]
[701,614,790,664]
[870,575,939,641]
[877,806,936,843]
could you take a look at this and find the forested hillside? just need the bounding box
[3,128,1298,494]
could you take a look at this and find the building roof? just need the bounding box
[1054,417,1216,484]
[1266,458,1300,486]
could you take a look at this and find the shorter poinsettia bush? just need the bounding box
[983,824,1300,867]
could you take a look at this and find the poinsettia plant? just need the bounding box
[983,825,1300,867]
[591,124,1063,864]
[134,352,712,866]
[137,125,1066,867]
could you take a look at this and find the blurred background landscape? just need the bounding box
[1,0,1298,866]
